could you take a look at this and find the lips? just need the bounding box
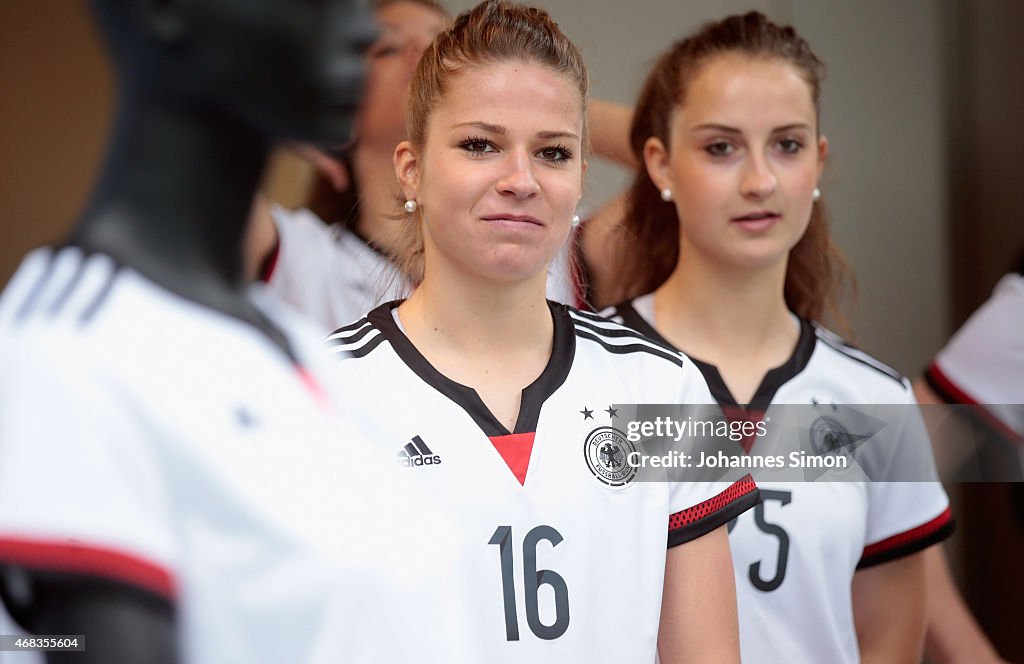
[479,214,544,226]
[732,211,780,222]
[730,210,781,233]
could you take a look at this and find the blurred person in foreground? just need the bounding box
[0,1,457,662]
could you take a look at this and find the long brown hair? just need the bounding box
[389,0,590,285]
[613,11,854,331]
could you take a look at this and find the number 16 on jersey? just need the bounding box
[489,525,570,641]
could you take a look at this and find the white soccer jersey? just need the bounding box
[265,205,578,333]
[0,246,459,663]
[926,272,1024,444]
[324,302,759,662]
[608,294,953,664]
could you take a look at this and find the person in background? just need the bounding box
[599,12,953,663]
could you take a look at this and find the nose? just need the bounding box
[496,151,540,199]
[740,153,777,200]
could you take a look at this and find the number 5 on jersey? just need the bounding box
[489,525,570,641]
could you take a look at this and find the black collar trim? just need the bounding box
[615,300,816,410]
[366,300,575,437]
[691,319,816,410]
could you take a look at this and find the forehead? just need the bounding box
[376,2,446,39]
[678,54,817,129]
[431,59,584,136]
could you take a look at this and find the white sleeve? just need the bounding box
[859,384,953,568]
[0,340,179,599]
[927,273,1024,438]
[265,206,336,312]
[666,356,760,547]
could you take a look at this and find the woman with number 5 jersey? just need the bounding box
[321,2,758,662]
[597,12,953,664]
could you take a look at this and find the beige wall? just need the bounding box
[0,1,112,285]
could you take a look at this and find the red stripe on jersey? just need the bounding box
[927,362,1024,445]
[861,506,954,562]
[298,368,330,412]
[488,432,536,485]
[0,536,176,598]
[668,474,758,531]
[260,240,280,283]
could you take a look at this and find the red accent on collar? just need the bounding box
[488,432,536,485]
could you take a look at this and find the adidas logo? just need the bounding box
[397,435,442,467]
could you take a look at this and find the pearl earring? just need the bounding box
[404,200,418,213]
[660,188,673,202]
[572,215,581,227]
[812,188,821,202]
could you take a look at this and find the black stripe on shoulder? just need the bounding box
[14,254,59,322]
[813,325,905,387]
[47,256,90,318]
[574,328,683,367]
[328,317,371,336]
[569,307,618,324]
[569,313,677,353]
[326,320,375,346]
[78,266,119,327]
[334,330,387,360]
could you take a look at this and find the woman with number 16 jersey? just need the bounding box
[323,2,758,662]
[597,12,953,664]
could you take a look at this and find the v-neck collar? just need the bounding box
[366,300,575,437]
[616,299,817,410]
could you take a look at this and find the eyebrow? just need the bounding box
[692,123,812,133]
[451,121,580,141]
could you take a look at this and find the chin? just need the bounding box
[724,246,792,272]
[470,257,550,286]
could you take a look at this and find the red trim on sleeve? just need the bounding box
[488,432,536,485]
[0,536,176,599]
[669,474,758,531]
[861,506,953,561]
[927,362,1024,445]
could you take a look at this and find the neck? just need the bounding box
[399,262,552,357]
[352,146,404,255]
[654,246,794,356]
[70,91,293,358]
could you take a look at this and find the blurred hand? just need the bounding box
[285,143,351,192]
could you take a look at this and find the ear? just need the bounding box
[642,136,673,194]
[394,140,420,201]
[140,0,189,44]
[816,134,829,181]
[579,158,588,199]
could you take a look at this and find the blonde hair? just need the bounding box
[389,0,589,285]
